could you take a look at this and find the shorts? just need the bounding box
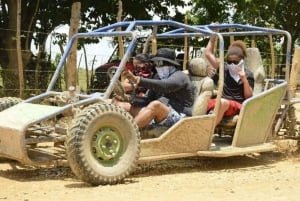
[151,106,186,127]
[207,99,242,117]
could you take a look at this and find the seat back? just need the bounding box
[244,48,265,95]
[188,58,214,116]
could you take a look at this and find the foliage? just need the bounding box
[188,0,300,78]
[189,0,300,47]
[0,0,186,96]
[0,0,299,97]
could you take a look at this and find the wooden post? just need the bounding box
[82,45,89,90]
[66,2,81,89]
[16,0,24,98]
[269,34,275,78]
[289,47,300,98]
[151,26,158,55]
[117,0,124,81]
[229,28,234,44]
[182,16,188,70]
[117,0,124,59]
[251,35,256,47]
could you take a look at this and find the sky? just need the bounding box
[32,1,192,70]
[31,24,115,70]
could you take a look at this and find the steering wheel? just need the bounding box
[107,66,135,102]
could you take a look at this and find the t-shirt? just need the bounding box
[212,67,254,103]
[139,70,194,116]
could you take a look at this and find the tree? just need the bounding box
[0,0,186,97]
[0,0,73,96]
[16,0,24,98]
[189,0,300,47]
[66,1,81,89]
[273,0,300,47]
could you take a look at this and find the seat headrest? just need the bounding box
[188,58,207,76]
[244,48,263,73]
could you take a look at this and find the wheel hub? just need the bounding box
[92,127,121,161]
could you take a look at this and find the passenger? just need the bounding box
[121,48,194,129]
[205,37,254,125]
[112,53,156,112]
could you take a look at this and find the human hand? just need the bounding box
[209,22,219,40]
[210,22,220,32]
[238,70,247,83]
[122,79,134,92]
[122,70,140,84]
[207,66,216,77]
[112,93,132,102]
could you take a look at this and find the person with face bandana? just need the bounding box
[205,37,254,125]
[112,53,156,111]
[123,53,156,96]
[122,48,194,129]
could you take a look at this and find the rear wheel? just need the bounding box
[66,103,140,185]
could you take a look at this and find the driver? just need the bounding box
[121,48,194,129]
[112,53,156,112]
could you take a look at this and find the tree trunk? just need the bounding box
[66,2,81,89]
[117,0,124,59]
[2,0,19,97]
[82,44,89,90]
[269,34,275,79]
[16,0,24,98]
[34,40,47,94]
[25,0,40,49]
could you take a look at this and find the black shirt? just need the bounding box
[139,70,194,116]
[212,67,254,103]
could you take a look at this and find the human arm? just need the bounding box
[122,70,188,94]
[239,71,253,99]
[121,79,135,92]
[205,35,219,70]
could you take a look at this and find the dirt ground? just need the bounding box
[1,110,300,201]
[0,152,300,201]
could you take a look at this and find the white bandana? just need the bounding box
[156,66,176,79]
[227,60,245,83]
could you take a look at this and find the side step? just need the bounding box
[197,142,276,157]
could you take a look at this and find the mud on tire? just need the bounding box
[66,103,140,185]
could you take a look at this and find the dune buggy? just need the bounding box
[0,20,299,185]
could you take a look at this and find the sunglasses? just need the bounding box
[227,60,240,65]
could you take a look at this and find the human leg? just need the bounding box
[112,98,132,111]
[134,100,169,129]
[216,99,230,124]
[223,100,242,117]
[111,98,142,117]
[208,98,241,125]
[155,106,185,127]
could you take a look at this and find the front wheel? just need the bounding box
[66,103,140,185]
